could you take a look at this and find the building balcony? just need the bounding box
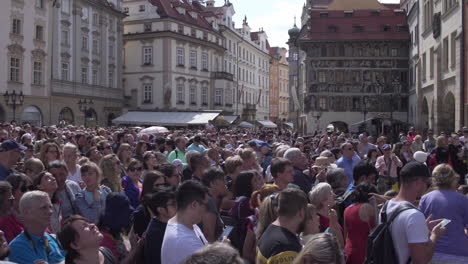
[211,71,234,81]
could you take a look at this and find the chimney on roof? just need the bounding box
[206,0,215,7]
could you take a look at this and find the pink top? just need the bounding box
[375,155,402,178]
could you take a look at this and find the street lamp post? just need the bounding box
[3,91,24,122]
[77,98,93,127]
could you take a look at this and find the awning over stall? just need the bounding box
[223,115,240,124]
[112,111,221,126]
[257,120,278,128]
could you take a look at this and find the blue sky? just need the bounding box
[230,0,400,48]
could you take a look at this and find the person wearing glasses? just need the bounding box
[335,143,361,186]
[122,159,144,208]
[75,162,112,224]
[1,174,32,242]
[161,180,209,264]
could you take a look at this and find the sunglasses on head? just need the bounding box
[128,167,142,172]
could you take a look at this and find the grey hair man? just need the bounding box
[284,148,311,193]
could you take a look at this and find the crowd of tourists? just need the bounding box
[0,122,466,264]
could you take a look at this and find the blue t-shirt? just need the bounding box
[186,143,206,153]
[9,231,65,264]
[335,154,361,185]
[419,189,468,257]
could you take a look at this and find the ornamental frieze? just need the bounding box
[309,59,408,69]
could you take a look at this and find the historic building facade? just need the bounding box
[49,0,125,126]
[298,0,410,134]
[0,0,52,125]
[269,47,290,123]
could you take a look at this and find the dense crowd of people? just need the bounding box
[0,122,466,264]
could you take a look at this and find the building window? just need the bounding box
[318,71,326,83]
[62,30,69,45]
[93,13,99,25]
[108,71,114,87]
[178,24,183,33]
[320,12,328,17]
[429,47,434,78]
[143,47,153,65]
[36,0,45,8]
[33,62,42,85]
[139,5,145,12]
[82,36,88,50]
[391,48,398,56]
[62,63,69,81]
[201,87,208,105]
[62,0,70,13]
[443,37,449,71]
[328,26,337,33]
[344,12,353,17]
[319,97,327,110]
[191,28,196,37]
[81,67,88,84]
[93,38,99,54]
[226,87,232,105]
[203,32,208,40]
[11,19,21,34]
[109,43,114,57]
[382,25,391,32]
[450,32,456,69]
[177,47,185,66]
[143,84,152,103]
[201,52,208,70]
[177,81,185,103]
[214,88,223,105]
[9,57,21,82]
[123,7,129,14]
[422,53,427,81]
[35,25,43,40]
[92,69,99,85]
[371,11,380,16]
[144,23,152,32]
[189,84,197,105]
[190,50,197,68]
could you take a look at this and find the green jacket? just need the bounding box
[167,147,187,165]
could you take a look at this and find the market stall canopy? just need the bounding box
[139,126,169,134]
[239,121,254,128]
[222,115,240,124]
[112,111,221,126]
[284,122,294,129]
[257,120,278,128]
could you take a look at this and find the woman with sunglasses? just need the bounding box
[122,159,143,208]
[0,173,32,242]
[76,162,112,224]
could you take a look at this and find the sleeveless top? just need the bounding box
[344,203,375,264]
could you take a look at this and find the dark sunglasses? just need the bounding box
[128,167,142,172]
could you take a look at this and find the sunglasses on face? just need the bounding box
[128,167,142,172]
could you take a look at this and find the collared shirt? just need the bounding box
[186,143,206,153]
[335,154,361,185]
[167,148,187,165]
[9,231,65,264]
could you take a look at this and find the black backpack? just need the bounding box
[364,201,415,264]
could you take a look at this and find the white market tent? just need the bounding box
[112,111,221,127]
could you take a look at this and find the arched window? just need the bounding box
[21,106,43,126]
[59,107,74,125]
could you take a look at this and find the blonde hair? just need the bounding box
[62,143,78,154]
[238,148,256,161]
[432,164,459,190]
[414,135,422,143]
[80,162,102,183]
[117,143,132,168]
[308,182,333,210]
[305,203,318,220]
[24,158,45,180]
[256,194,279,240]
[436,136,447,148]
[293,233,343,264]
[39,142,62,166]
[99,154,122,192]
[224,156,244,175]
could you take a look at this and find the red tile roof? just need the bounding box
[149,0,216,31]
[301,9,409,41]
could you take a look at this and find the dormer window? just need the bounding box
[189,11,198,19]
[176,7,186,15]
[144,23,152,32]
[320,12,329,17]
[139,5,145,12]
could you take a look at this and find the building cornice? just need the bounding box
[219,25,270,57]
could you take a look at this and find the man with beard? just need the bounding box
[256,188,308,264]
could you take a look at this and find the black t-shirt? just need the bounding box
[132,205,151,237]
[256,224,302,264]
[144,217,167,264]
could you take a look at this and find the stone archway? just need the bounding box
[107,113,116,127]
[59,107,74,125]
[440,92,455,133]
[85,108,98,127]
[329,121,349,133]
[421,97,429,133]
[20,105,43,126]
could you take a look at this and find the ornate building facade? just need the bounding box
[298,0,410,134]
[269,47,290,123]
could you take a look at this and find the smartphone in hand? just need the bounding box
[218,225,234,241]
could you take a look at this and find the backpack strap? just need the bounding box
[386,202,416,225]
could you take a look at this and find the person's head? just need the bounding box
[320,150,336,164]
[414,135,422,143]
[142,151,157,169]
[202,167,227,197]
[224,155,244,177]
[436,136,448,148]
[359,134,368,144]
[86,146,103,164]
[351,183,378,204]
[127,159,143,181]
[20,190,52,229]
[366,148,378,160]
[48,160,69,190]
[0,182,13,217]
[432,164,459,190]
[0,140,25,168]
[303,203,320,235]
[250,184,280,209]
[117,143,132,164]
[340,143,354,159]
[189,152,210,174]
[182,242,243,264]
[309,182,335,210]
[57,215,103,264]
[101,193,133,231]
[326,168,348,191]
[23,158,45,180]
[144,186,176,222]
[353,161,378,184]
[277,188,308,233]
[233,170,260,198]
[175,180,209,224]
[376,136,387,147]
[80,162,102,188]
[141,170,167,202]
[399,161,431,197]
[5,173,32,211]
[33,171,58,194]
[293,233,343,264]
[63,143,79,165]
[256,193,280,239]
[175,137,187,151]
[427,129,434,138]
[39,142,61,164]
[97,140,113,155]
[270,158,294,186]
[382,144,392,157]
[185,150,198,168]
[156,163,180,187]
[135,141,148,157]
[238,148,259,169]
[284,148,308,170]
[99,154,122,192]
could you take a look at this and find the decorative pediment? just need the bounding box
[175,76,186,82]
[200,80,209,85]
[31,49,47,60]
[61,52,71,59]
[92,30,100,36]
[189,78,198,83]
[108,35,115,41]
[108,64,116,69]
[61,19,71,27]
[81,27,90,33]
[81,56,90,63]
[7,44,25,55]
[91,59,100,65]
[139,75,154,81]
